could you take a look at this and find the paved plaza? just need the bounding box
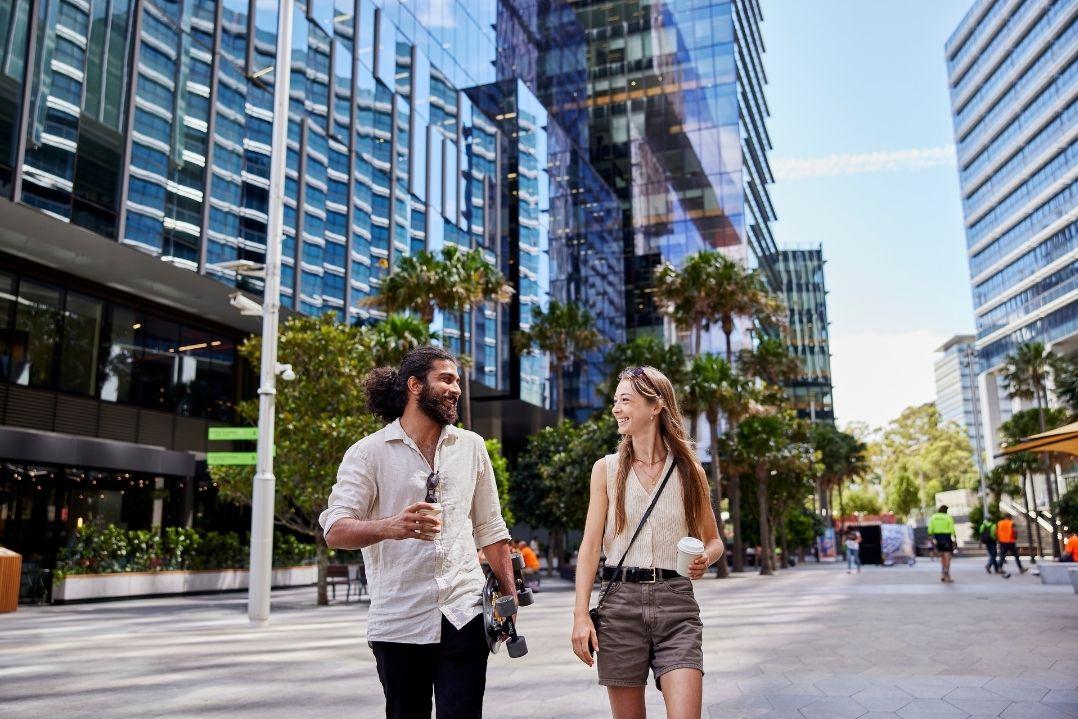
[2,557,1077,718]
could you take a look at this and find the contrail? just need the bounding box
[773,145,957,180]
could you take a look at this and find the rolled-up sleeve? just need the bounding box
[319,440,376,538]
[471,439,510,548]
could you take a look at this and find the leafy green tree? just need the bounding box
[681,354,753,577]
[210,315,381,605]
[599,337,687,405]
[737,336,803,394]
[841,483,883,514]
[511,415,619,574]
[1050,357,1078,416]
[485,438,513,527]
[810,423,868,522]
[513,301,603,422]
[1055,482,1078,534]
[872,404,977,519]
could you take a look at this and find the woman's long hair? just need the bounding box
[613,365,711,538]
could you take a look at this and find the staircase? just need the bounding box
[999,497,1057,560]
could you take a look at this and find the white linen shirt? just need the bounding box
[318,419,510,644]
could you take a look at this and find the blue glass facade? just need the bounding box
[567,0,777,347]
[0,0,612,413]
[947,0,1078,371]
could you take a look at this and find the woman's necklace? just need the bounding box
[633,452,667,487]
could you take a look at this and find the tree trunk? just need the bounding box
[730,472,744,572]
[838,482,846,531]
[458,312,472,430]
[555,358,565,423]
[694,321,702,357]
[721,314,734,364]
[316,535,329,606]
[756,466,772,576]
[545,528,557,577]
[708,412,729,578]
[1024,471,1043,562]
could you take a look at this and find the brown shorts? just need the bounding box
[595,574,704,688]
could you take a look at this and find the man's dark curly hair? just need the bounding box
[364,345,458,423]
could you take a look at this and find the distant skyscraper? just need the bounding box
[934,335,984,454]
[568,0,778,348]
[945,0,1078,453]
[771,247,833,422]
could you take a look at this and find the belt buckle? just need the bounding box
[639,568,657,583]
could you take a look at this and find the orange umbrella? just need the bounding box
[997,420,1078,457]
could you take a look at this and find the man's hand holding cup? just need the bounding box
[386,502,442,541]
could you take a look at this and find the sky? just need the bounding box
[759,0,976,431]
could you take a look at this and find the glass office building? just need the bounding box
[567,0,778,347]
[946,0,1078,456]
[769,247,833,422]
[0,0,626,593]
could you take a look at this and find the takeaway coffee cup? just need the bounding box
[418,503,442,538]
[676,536,706,577]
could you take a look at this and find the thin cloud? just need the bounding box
[773,145,957,181]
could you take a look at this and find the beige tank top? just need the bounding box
[601,452,691,571]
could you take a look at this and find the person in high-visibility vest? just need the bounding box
[996,514,1027,575]
[927,505,958,583]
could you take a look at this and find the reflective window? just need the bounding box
[58,293,103,396]
[10,280,61,388]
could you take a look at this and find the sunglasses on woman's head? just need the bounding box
[425,470,441,503]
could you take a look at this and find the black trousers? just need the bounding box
[370,613,489,719]
[999,542,1023,571]
[984,540,999,572]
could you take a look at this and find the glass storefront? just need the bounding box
[0,267,239,420]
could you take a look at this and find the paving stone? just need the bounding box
[852,686,914,712]
[895,698,970,717]
[1000,703,1074,719]
[798,696,868,719]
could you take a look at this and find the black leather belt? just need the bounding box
[601,566,680,583]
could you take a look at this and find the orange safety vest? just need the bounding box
[1065,535,1078,562]
[997,519,1015,543]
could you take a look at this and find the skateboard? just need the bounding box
[481,551,533,658]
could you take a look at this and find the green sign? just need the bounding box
[208,427,259,441]
[207,451,258,466]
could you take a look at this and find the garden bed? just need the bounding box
[52,565,317,603]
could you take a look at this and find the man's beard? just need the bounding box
[418,382,458,426]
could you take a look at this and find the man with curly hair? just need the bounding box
[320,346,516,719]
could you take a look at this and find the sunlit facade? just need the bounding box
[770,247,833,422]
[567,0,777,347]
[946,0,1078,460]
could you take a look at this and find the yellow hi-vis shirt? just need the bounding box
[927,512,955,535]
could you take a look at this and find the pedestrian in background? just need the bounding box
[844,529,862,574]
[996,514,1026,576]
[927,505,957,583]
[1064,531,1078,563]
[978,516,1001,575]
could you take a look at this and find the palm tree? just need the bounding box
[440,245,514,430]
[682,355,754,578]
[737,336,803,394]
[367,314,439,366]
[809,423,868,530]
[513,302,602,422]
[599,337,687,404]
[362,246,512,429]
[1002,342,1065,558]
[360,251,445,323]
[653,252,784,363]
[731,411,793,575]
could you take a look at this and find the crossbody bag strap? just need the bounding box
[596,461,676,610]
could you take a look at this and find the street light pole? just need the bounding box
[247,0,293,626]
[964,345,989,518]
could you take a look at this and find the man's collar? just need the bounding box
[384,417,458,444]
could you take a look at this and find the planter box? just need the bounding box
[1037,563,1075,585]
[1070,568,1078,595]
[53,565,317,603]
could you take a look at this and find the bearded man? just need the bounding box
[320,345,516,719]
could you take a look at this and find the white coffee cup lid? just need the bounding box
[677,536,704,553]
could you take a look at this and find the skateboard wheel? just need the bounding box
[495,595,517,617]
[517,588,534,607]
[511,553,525,571]
[507,635,528,658]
